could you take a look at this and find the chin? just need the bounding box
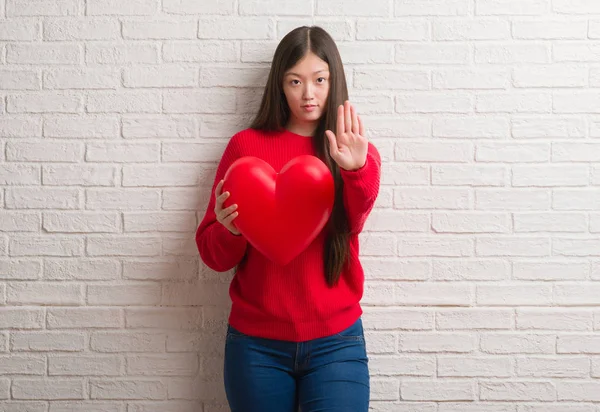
[291,109,323,124]
[301,110,322,119]
[303,113,320,119]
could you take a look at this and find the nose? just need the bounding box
[302,83,314,100]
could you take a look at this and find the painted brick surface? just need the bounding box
[1,1,600,411]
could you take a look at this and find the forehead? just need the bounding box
[284,52,329,76]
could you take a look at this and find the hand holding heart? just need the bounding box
[325,101,368,171]
[214,179,240,236]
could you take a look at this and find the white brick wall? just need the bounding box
[2,1,600,411]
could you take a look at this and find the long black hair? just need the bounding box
[249,26,350,287]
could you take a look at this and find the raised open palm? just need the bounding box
[325,100,368,171]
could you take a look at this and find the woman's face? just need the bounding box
[282,51,330,130]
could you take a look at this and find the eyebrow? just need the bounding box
[285,70,329,77]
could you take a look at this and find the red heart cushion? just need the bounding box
[222,155,334,266]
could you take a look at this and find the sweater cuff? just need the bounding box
[216,222,248,252]
[340,154,371,185]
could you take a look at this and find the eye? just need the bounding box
[290,79,301,85]
[317,77,327,83]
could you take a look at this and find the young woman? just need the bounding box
[195,26,381,412]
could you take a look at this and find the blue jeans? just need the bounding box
[224,317,370,412]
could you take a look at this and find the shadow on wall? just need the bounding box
[122,170,234,411]
[165,171,234,410]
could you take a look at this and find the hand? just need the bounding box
[214,179,241,236]
[325,100,368,171]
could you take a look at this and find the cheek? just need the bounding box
[282,88,291,104]
[283,88,298,104]
[318,85,330,100]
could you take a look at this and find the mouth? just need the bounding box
[302,105,316,108]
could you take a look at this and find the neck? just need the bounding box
[285,119,317,137]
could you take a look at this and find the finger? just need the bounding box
[325,130,339,157]
[219,202,237,215]
[223,211,239,226]
[358,114,365,137]
[351,104,359,135]
[215,179,224,197]
[336,104,344,137]
[223,204,238,215]
[216,191,230,205]
[344,100,351,133]
[217,207,234,223]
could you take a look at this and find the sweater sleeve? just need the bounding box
[339,142,381,235]
[195,133,249,272]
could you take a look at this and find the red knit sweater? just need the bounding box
[195,127,381,342]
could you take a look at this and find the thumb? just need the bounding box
[325,130,338,158]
